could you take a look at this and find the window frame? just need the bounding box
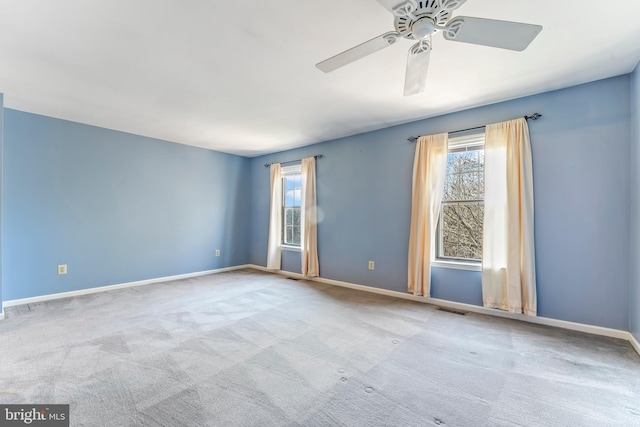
[432,131,485,271]
[281,163,302,251]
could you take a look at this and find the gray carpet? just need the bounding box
[0,269,638,426]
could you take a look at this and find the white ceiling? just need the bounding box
[1,0,639,157]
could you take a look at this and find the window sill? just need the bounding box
[281,245,301,252]
[432,260,481,272]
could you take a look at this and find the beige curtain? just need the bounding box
[482,118,537,315]
[266,163,282,270]
[301,157,320,277]
[408,133,448,296]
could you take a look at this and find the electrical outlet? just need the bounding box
[368,261,375,270]
[215,249,221,257]
[57,264,67,275]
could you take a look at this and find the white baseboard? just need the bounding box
[3,263,638,358]
[2,264,251,309]
[247,265,632,343]
[630,332,640,356]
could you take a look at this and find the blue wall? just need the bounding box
[631,63,640,343]
[249,75,632,330]
[2,110,250,301]
[0,94,3,314]
[1,75,635,333]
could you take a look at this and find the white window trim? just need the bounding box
[281,163,302,248]
[432,259,482,272]
[434,130,485,271]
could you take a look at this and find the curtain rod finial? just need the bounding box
[526,113,542,121]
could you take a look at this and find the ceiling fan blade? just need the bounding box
[316,33,397,73]
[404,40,431,96]
[375,0,413,14]
[377,0,467,15]
[439,0,469,12]
[443,17,542,51]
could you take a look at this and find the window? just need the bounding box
[437,131,485,263]
[282,164,301,247]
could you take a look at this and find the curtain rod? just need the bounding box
[264,154,323,168]
[407,113,542,143]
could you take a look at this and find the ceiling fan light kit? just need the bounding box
[316,0,542,96]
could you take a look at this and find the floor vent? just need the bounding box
[437,307,468,316]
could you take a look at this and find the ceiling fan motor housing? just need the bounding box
[394,0,453,40]
[411,17,436,39]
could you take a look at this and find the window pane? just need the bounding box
[282,170,302,246]
[457,206,479,259]
[460,171,480,199]
[285,226,293,244]
[293,207,300,227]
[441,202,483,260]
[443,174,456,202]
[445,151,485,201]
[475,203,484,258]
[441,204,459,257]
[459,151,479,172]
[294,175,301,207]
[447,152,457,173]
[283,209,294,227]
[285,175,301,207]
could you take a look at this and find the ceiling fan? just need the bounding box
[316,0,542,96]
